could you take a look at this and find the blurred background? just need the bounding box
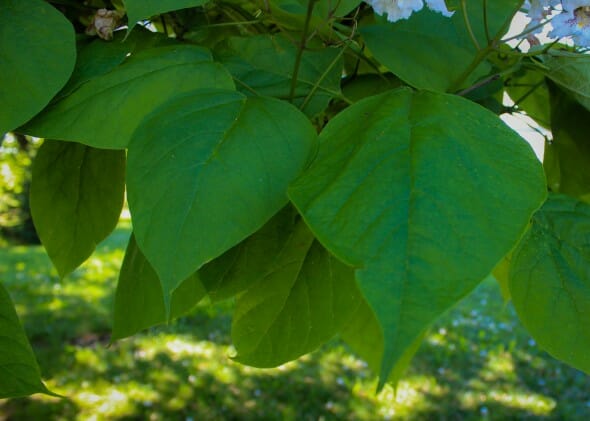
[1,129,589,420]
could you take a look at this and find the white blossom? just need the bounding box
[522,0,590,47]
[364,0,453,23]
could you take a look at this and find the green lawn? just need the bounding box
[0,221,589,420]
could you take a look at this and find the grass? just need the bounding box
[0,221,589,420]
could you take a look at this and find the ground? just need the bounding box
[0,220,589,420]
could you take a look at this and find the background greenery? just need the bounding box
[1,218,589,420]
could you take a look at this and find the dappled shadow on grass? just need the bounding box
[1,223,590,420]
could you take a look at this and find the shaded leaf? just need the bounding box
[216,34,343,117]
[505,68,550,128]
[21,45,234,149]
[112,235,206,340]
[200,206,300,302]
[124,0,206,31]
[543,53,590,112]
[127,89,317,309]
[509,195,590,374]
[545,81,590,202]
[30,140,125,277]
[0,0,75,133]
[232,218,361,367]
[0,283,53,398]
[289,88,547,387]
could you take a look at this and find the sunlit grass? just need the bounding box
[1,220,589,419]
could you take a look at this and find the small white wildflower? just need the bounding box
[364,0,453,23]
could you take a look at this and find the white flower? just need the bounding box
[549,1,590,46]
[364,0,453,23]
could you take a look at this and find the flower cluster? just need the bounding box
[525,1,590,46]
[364,0,453,23]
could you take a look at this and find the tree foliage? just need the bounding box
[1,0,590,398]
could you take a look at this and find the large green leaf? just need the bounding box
[289,88,547,387]
[112,235,206,340]
[544,82,590,202]
[360,1,519,93]
[509,195,590,373]
[542,53,590,112]
[216,34,343,117]
[0,0,75,133]
[124,0,207,30]
[21,45,234,149]
[30,140,125,277]
[0,283,53,398]
[232,218,361,367]
[127,89,317,309]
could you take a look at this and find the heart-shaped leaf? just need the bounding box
[127,89,317,309]
[289,88,547,387]
[0,0,75,133]
[510,194,590,374]
[30,140,126,277]
[21,45,234,149]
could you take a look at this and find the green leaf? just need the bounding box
[30,140,125,277]
[542,53,590,112]
[340,296,425,388]
[505,69,550,128]
[124,0,207,31]
[216,34,343,117]
[493,257,513,303]
[232,218,361,367]
[21,45,234,149]
[360,10,487,92]
[200,206,300,303]
[127,89,317,309]
[509,195,590,374]
[57,28,173,102]
[0,283,53,399]
[544,81,590,202]
[289,88,547,388]
[112,234,206,340]
[0,0,75,133]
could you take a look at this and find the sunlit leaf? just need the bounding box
[30,140,125,277]
[510,195,590,373]
[0,0,75,133]
[127,89,317,309]
[289,88,547,388]
[21,45,234,149]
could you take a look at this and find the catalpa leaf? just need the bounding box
[545,81,590,202]
[112,234,206,341]
[0,0,75,133]
[231,216,361,367]
[0,283,54,398]
[289,88,547,388]
[510,195,590,374]
[21,45,234,149]
[127,89,317,310]
[30,140,125,277]
[200,206,300,303]
[216,34,343,117]
[124,0,206,31]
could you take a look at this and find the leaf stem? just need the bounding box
[483,0,491,44]
[461,0,481,50]
[290,0,318,103]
